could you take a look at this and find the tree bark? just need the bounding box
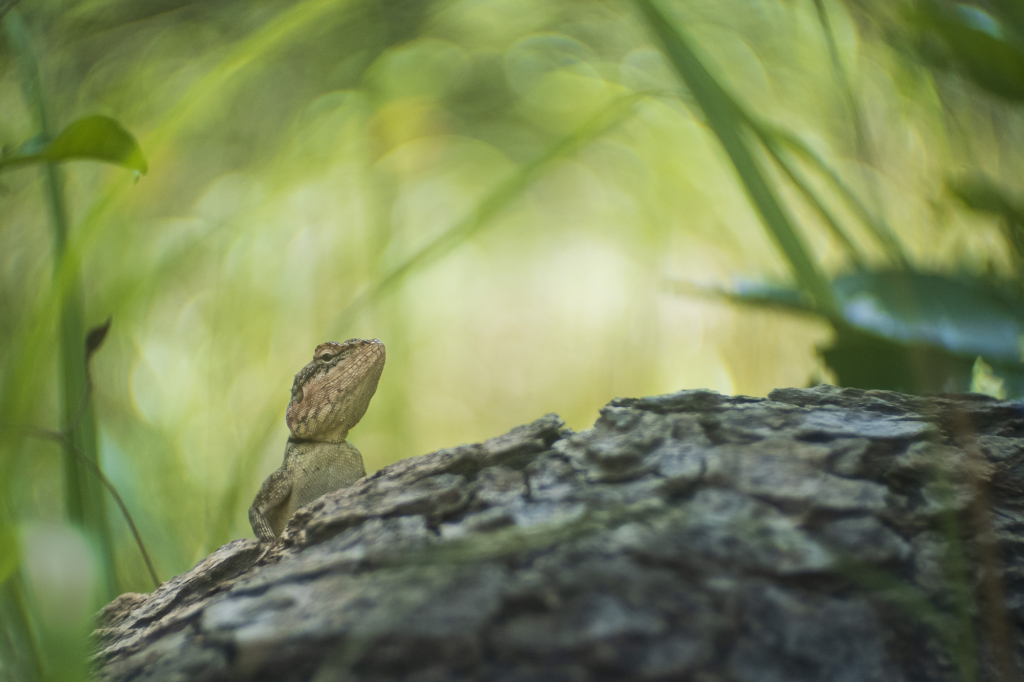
[93,385,1024,681]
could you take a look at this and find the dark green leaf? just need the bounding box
[947,173,1024,263]
[990,0,1024,36]
[947,174,1024,226]
[677,270,1024,396]
[0,115,148,173]
[831,271,1024,365]
[822,324,1024,397]
[916,2,1024,102]
[85,317,113,362]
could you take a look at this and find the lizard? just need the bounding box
[248,338,385,543]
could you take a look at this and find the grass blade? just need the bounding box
[811,0,897,257]
[665,279,819,318]
[756,130,867,268]
[3,8,117,597]
[634,0,839,319]
[748,115,909,267]
[25,428,160,588]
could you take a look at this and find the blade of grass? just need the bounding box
[757,130,867,268]
[746,114,909,267]
[0,574,45,682]
[811,0,895,256]
[812,0,867,157]
[665,279,820,317]
[25,428,159,588]
[3,8,116,598]
[328,92,647,334]
[1,317,160,589]
[634,0,840,320]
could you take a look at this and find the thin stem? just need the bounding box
[812,0,893,262]
[23,427,160,590]
[755,126,867,268]
[949,414,1016,682]
[763,119,909,267]
[4,315,159,588]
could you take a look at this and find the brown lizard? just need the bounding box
[249,338,385,542]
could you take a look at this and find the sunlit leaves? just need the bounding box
[0,115,147,174]
[971,357,1007,399]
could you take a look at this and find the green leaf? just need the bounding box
[990,0,1024,36]
[727,271,1024,365]
[971,356,1007,399]
[831,269,1024,396]
[0,115,148,174]
[821,325,980,395]
[831,271,1024,365]
[677,270,1024,396]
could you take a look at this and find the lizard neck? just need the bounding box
[288,431,349,446]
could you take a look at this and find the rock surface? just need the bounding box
[93,386,1024,681]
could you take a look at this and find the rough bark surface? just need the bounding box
[93,386,1024,682]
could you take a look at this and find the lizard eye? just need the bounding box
[319,353,334,362]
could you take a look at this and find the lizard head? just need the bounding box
[286,338,386,442]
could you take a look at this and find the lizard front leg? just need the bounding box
[248,467,293,543]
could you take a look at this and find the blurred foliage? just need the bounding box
[652,0,1024,399]
[1,0,1024,678]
